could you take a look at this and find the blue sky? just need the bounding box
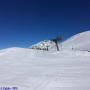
[0,0,90,48]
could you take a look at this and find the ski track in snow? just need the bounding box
[0,47,90,90]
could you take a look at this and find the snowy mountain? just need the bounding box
[31,40,56,50]
[62,30,90,51]
[0,31,90,90]
[31,31,90,51]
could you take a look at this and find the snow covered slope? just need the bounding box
[62,31,90,51]
[0,31,90,90]
[0,47,90,90]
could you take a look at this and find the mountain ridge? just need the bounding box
[62,30,90,51]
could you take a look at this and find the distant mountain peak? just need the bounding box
[31,40,55,50]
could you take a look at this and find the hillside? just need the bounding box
[0,47,90,90]
[62,31,90,51]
